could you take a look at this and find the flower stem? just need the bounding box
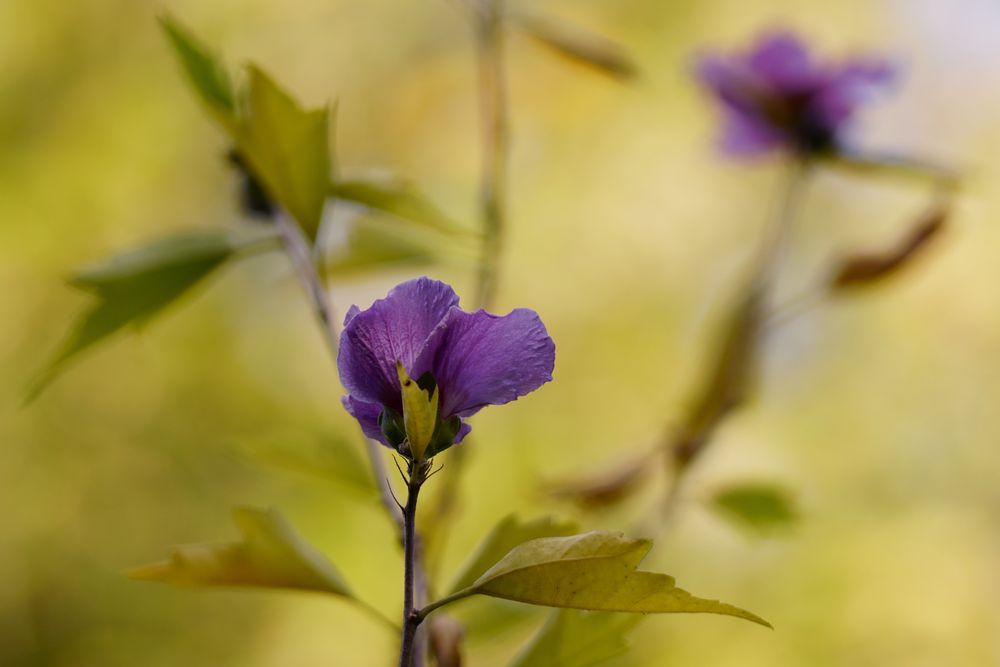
[399,461,429,667]
[661,160,811,521]
[274,211,340,351]
[275,209,426,657]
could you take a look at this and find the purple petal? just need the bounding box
[694,54,764,117]
[343,304,361,327]
[414,308,555,418]
[746,31,822,92]
[717,111,788,157]
[813,58,896,126]
[338,277,459,406]
[342,396,390,447]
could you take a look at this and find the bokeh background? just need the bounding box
[4,0,1000,665]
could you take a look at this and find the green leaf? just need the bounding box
[70,230,239,292]
[129,507,353,596]
[235,66,330,240]
[711,483,797,536]
[447,515,579,595]
[160,19,331,239]
[439,531,769,626]
[241,430,375,496]
[331,178,471,238]
[510,610,642,667]
[29,230,243,400]
[159,14,236,124]
[510,11,636,80]
[322,219,436,279]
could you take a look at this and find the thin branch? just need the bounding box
[473,0,509,308]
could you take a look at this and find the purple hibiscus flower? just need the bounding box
[695,30,895,158]
[337,277,555,460]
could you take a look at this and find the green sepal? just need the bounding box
[425,415,462,459]
[378,406,407,449]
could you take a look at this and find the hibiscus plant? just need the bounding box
[30,7,958,667]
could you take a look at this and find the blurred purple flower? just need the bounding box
[338,277,555,456]
[695,30,895,158]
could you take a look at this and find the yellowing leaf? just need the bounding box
[711,483,797,536]
[29,230,245,401]
[547,450,656,509]
[331,178,472,238]
[129,507,353,596]
[510,610,642,667]
[510,11,636,80]
[397,361,438,461]
[830,203,948,290]
[159,14,236,124]
[235,67,331,240]
[440,531,769,626]
[447,515,578,595]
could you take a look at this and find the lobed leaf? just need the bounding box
[711,483,797,536]
[447,515,578,595]
[510,610,642,667]
[830,203,948,290]
[441,531,770,626]
[129,507,353,596]
[29,230,246,400]
[510,11,636,80]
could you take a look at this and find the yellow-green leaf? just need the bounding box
[510,11,636,80]
[129,507,353,596]
[159,14,236,125]
[331,178,471,238]
[28,230,247,401]
[397,361,438,461]
[510,610,642,667]
[321,218,436,279]
[440,531,769,626]
[711,483,797,536]
[447,515,578,595]
[241,430,375,496]
[235,66,330,240]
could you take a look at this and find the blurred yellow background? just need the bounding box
[4,0,1000,665]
